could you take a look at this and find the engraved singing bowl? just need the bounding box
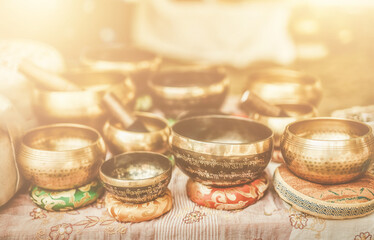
[148,69,229,117]
[245,68,323,106]
[254,103,317,148]
[171,115,274,187]
[281,118,374,184]
[17,124,107,190]
[33,71,135,127]
[100,152,172,203]
[103,112,170,154]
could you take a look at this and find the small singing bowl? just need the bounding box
[99,152,172,203]
[80,44,161,73]
[171,115,274,187]
[33,71,135,127]
[148,69,229,117]
[245,67,323,106]
[17,124,107,190]
[281,118,374,184]
[254,103,317,148]
[103,112,170,154]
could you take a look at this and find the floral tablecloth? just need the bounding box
[1,162,373,240]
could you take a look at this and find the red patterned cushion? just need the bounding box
[187,172,269,210]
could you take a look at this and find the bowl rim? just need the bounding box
[100,151,172,187]
[284,117,374,142]
[171,115,274,146]
[105,111,170,135]
[21,123,104,153]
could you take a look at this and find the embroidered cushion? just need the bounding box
[273,165,374,219]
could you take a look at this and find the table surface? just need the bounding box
[1,161,374,240]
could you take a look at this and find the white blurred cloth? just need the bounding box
[132,0,295,67]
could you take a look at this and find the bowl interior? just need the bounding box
[24,125,99,151]
[173,116,272,144]
[289,119,371,141]
[101,153,171,181]
[151,70,225,88]
[60,71,124,91]
[84,45,156,62]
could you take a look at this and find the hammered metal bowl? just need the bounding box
[171,115,274,187]
[103,112,170,154]
[281,118,374,184]
[245,68,322,106]
[17,124,107,190]
[148,69,229,117]
[33,71,135,128]
[100,152,172,203]
[254,103,317,148]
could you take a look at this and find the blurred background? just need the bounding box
[0,0,373,116]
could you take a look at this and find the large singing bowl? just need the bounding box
[171,115,274,187]
[17,124,107,190]
[148,69,229,117]
[281,118,374,184]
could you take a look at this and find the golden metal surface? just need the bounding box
[171,115,274,187]
[254,103,317,148]
[17,123,107,190]
[148,69,229,117]
[33,70,135,128]
[100,151,172,203]
[245,67,323,106]
[103,112,170,154]
[281,117,374,184]
[80,44,161,73]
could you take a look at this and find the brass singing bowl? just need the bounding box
[80,44,161,73]
[245,67,323,106]
[281,118,374,184]
[103,112,170,154]
[254,103,317,148]
[171,115,274,187]
[33,71,135,128]
[17,124,107,190]
[100,151,172,203]
[148,69,229,117]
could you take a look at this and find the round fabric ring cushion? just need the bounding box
[30,180,104,212]
[187,172,269,210]
[105,189,173,223]
[273,165,374,220]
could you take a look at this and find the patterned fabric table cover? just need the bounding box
[1,162,374,240]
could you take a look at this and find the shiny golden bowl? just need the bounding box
[254,103,317,148]
[171,115,274,187]
[33,71,135,128]
[148,69,229,117]
[100,151,172,203]
[80,44,161,95]
[17,124,107,190]
[80,44,161,73]
[281,117,374,184]
[103,112,170,154]
[245,67,323,106]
